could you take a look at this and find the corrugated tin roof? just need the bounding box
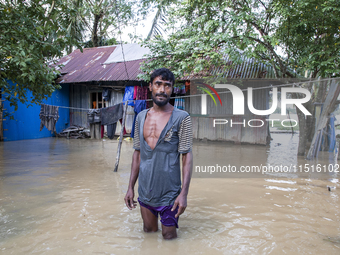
[94,59,145,81]
[55,45,145,84]
[103,43,150,64]
[55,45,285,84]
[212,55,277,79]
[182,55,279,80]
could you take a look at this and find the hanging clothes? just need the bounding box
[106,120,127,139]
[133,86,138,100]
[102,88,111,101]
[174,97,178,109]
[107,123,117,139]
[87,109,101,139]
[101,125,104,139]
[131,100,147,138]
[136,86,148,100]
[135,86,149,108]
[100,103,123,126]
[173,83,186,111]
[87,109,101,124]
[100,103,126,139]
[185,80,190,93]
[174,97,185,110]
[123,86,135,106]
[180,83,186,95]
[39,104,59,133]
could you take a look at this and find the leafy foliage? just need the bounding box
[276,0,340,78]
[145,0,178,40]
[0,0,81,110]
[139,0,340,80]
[0,0,142,111]
[79,0,141,47]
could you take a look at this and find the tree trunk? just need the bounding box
[67,45,73,55]
[304,82,328,143]
[315,83,327,104]
[92,12,103,47]
[294,88,314,156]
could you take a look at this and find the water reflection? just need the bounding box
[0,135,339,254]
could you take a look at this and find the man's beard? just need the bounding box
[152,93,170,107]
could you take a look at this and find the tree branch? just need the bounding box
[256,0,267,10]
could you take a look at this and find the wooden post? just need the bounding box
[114,101,128,172]
[307,80,340,159]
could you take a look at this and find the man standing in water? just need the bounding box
[124,68,193,240]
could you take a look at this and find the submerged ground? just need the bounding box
[0,134,339,254]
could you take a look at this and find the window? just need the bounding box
[90,92,103,109]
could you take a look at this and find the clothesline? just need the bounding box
[41,78,337,111]
[43,96,188,111]
[43,99,153,111]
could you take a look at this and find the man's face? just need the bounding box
[149,76,173,107]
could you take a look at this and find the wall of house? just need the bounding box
[109,89,134,134]
[189,79,274,145]
[2,81,70,141]
[69,84,133,135]
[69,84,89,128]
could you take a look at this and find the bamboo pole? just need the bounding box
[114,101,128,172]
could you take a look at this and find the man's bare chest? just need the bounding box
[143,111,172,149]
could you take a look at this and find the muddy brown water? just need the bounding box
[0,134,339,254]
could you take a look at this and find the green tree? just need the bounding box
[64,0,88,54]
[80,0,137,47]
[0,0,81,111]
[145,0,176,40]
[140,0,340,79]
[275,0,340,155]
[277,0,340,78]
[139,0,340,156]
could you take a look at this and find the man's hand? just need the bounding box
[124,189,137,210]
[171,151,192,218]
[171,193,187,218]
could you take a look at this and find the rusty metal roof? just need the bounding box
[55,45,286,84]
[93,59,145,81]
[182,55,280,80]
[55,46,146,84]
[211,55,278,79]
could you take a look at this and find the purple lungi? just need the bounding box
[138,198,179,228]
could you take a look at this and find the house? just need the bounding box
[1,80,70,141]
[183,57,305,145]
[1,44,303,144]
[55,43,150,135]
[1,43,150,141]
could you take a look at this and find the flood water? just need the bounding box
[0,134,339,254]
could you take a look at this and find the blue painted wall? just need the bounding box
[2,81,70,141]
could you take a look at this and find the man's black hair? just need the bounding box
[150,68,175,85]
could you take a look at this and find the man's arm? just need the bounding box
[172,114,193,217]
[124,150,140,210]
[172,151,193,218]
